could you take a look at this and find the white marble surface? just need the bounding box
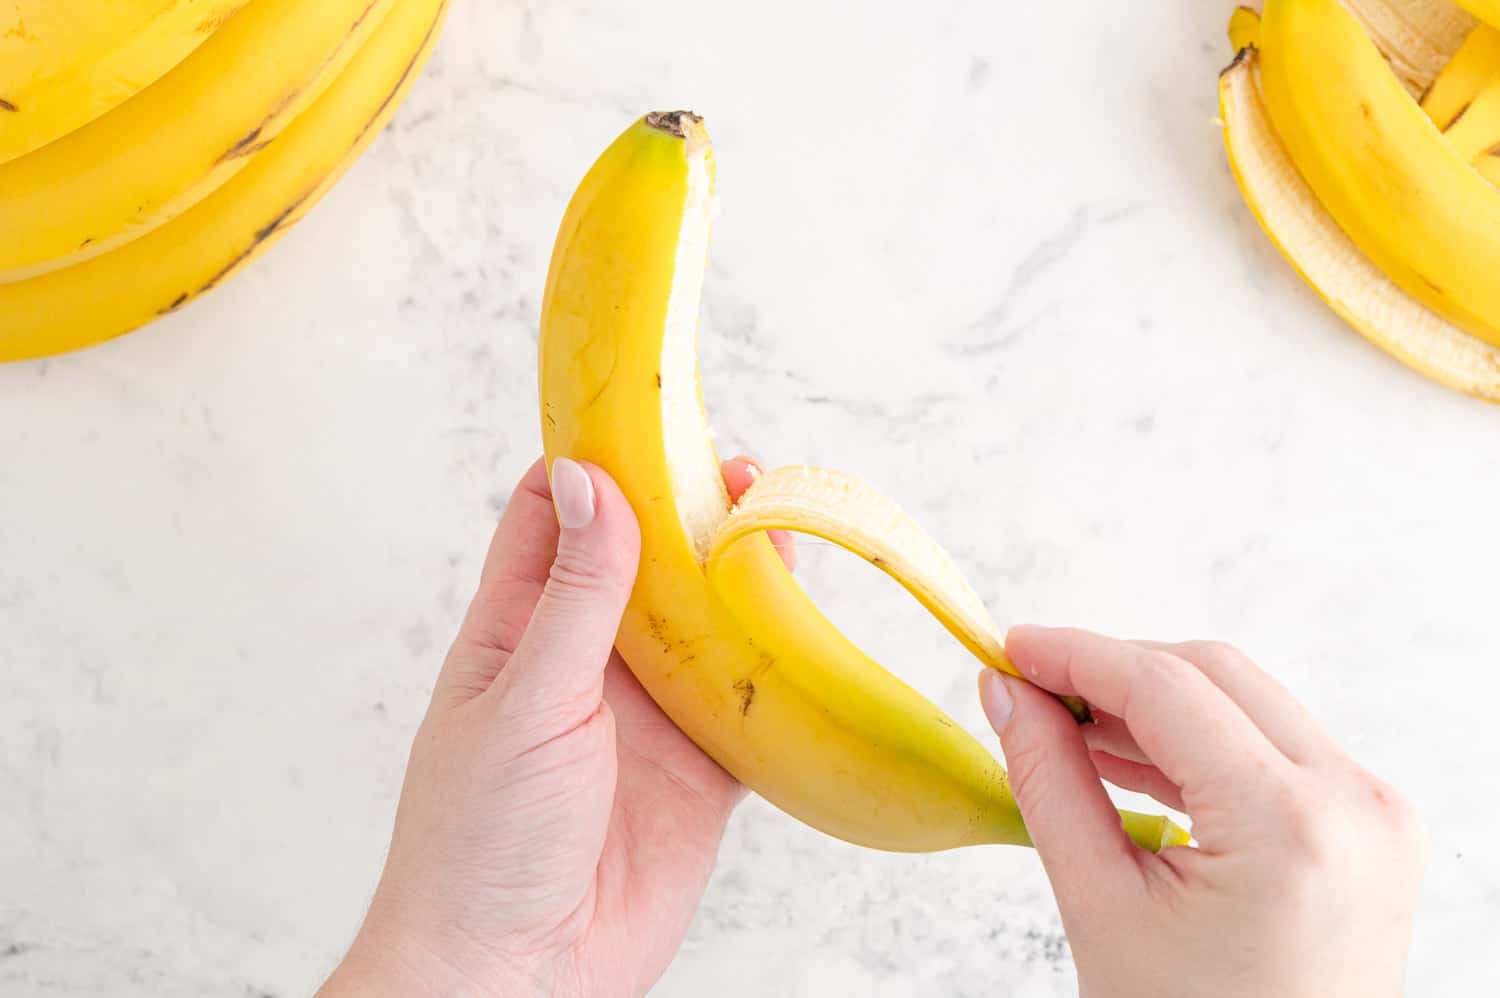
[3,1,1499,994]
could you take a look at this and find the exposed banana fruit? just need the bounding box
[0,0,447,363]
[0,1,250,165]
[538,112,1190,853]
[0,0,401,284]
[1220,42,1500,401]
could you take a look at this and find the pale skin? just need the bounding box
[320,459,1424,998]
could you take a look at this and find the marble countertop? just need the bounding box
[3,1,1498,994]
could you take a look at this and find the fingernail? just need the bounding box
[978,669,1014,733]
[551,458,596,529]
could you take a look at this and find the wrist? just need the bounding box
[320,900,547,998]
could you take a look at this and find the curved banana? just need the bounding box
[1220,38,1500,402]
[0,0,401,284]
[0,0,447,362]
[0,1,250,165]
[1260,0,1500,349]
[538,112,1189,853]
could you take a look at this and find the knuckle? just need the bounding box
[1274,782,1341,866]
[1196,640,1248,665]
[1366,775,1426,854]
[1003,736,1053,805]
[547,548,631,600]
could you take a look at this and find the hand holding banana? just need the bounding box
[319,459,1423,998]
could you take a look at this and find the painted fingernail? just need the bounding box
[551,458,596,529]
[978,669,1014,733]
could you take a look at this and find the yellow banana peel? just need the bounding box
[0,0,402,283]
[538,112,1189,853]
[1220,1,1500,400]
[0,0,447,362]
[0,1,250,164]
[1420,22,1500,128]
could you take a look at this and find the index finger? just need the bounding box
[1005,626,1293,806]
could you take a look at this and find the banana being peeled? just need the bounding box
[538,112,1189,853]
[1219,1,1500,401]
[0,0,402,284]
[0,0,447,362]
[0,1,250,165]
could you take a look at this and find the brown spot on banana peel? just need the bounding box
[195,191,312,294]
[732,678,756,716]
[0,98,17,112]
[215,0,384,165]
[1218,43,1256,78]
[157,292,191,316]
[219,125,267,162]
[1447,100,1475,132]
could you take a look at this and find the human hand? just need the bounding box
[979,627,1424,998]
[320,455,793,998]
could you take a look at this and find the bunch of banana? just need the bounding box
[0,0,447,363]
[1220,0,1500,402]
[539,112,1190,853]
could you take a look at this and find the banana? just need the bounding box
[0,1,250,165]
[538,112,1190,853]
[1421,23,1500,128]
[1228,5,1263,50]
[1456,0,1500,29]
[0,0,402,284]
[1481,147,1500,184]
[1220,35,1500,401]
[0,0,447,363]
[1259,0,1500,349]
[1343,0,1477,96]
[1444,75,1500,162]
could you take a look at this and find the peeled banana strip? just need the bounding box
[708,465,1089,720]
[0,1,250,164]
[1220,36,1500,401]
[0,0,448,362]
[0,0,402,284]
[1421,23,1500,127]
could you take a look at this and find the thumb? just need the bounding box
[979,669,1135,901]
[493,458,641,721]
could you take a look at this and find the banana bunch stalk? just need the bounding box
[0,0,448,362]
[1221,0,1500,401]
[539,112,1190,853]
